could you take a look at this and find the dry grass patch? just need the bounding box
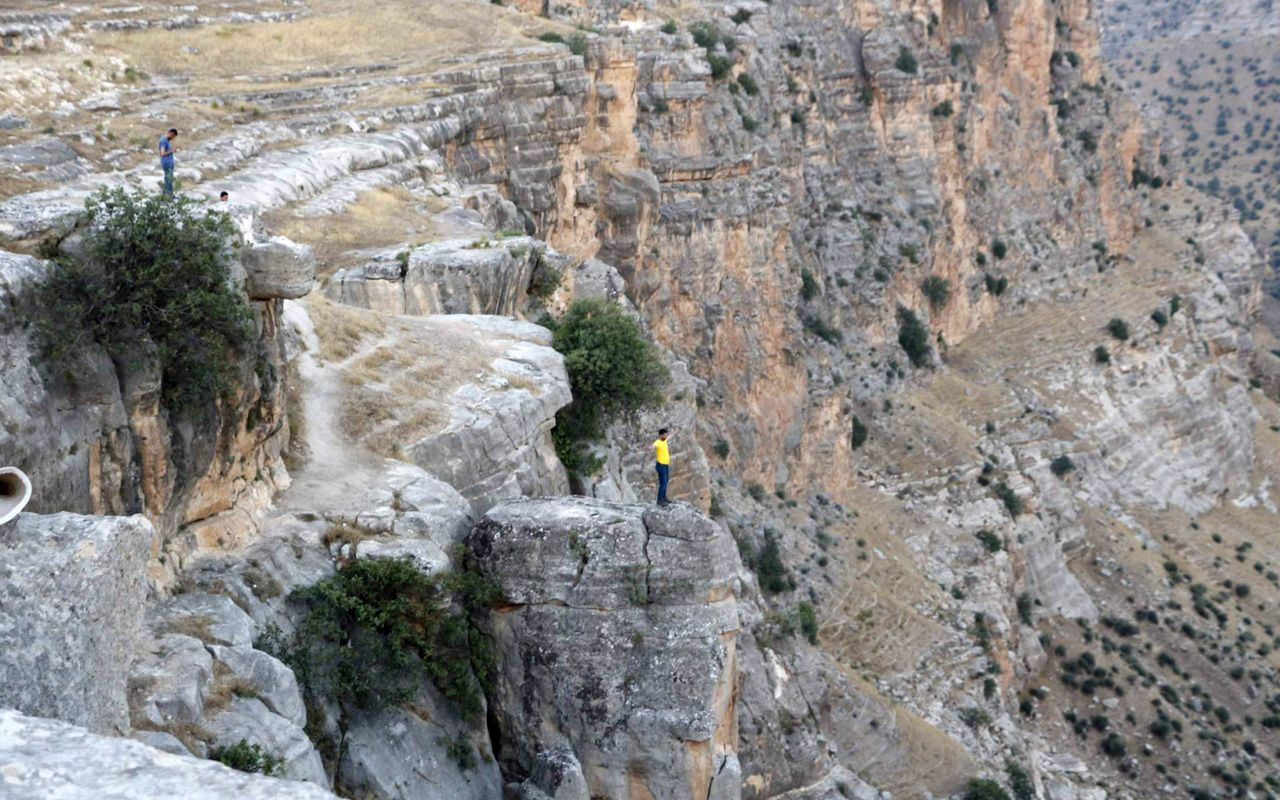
[304,297,387,363]
[204,661,260,714]
[267,187,437,277]
[94,0,542,93]
[332,316,504,457]
[163,614,215,643]
[816,487,952,676]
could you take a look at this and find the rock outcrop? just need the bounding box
[328,237,541,316]
[468,497,741,799]
[0,708,338,800]
[0,236,296,590]
[0,512,151,735]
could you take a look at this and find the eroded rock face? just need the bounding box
[337,683,502,800]
[0,248,293,591]
[404,317,572,513]
[0,709,338,800]
[0,512,151,735]
[328,237,540,316]
[468,497,741,799]
[243,236,316,300]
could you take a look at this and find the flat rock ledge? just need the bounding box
[0,708,337,800]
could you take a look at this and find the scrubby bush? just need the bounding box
[39,187,252,412]
[921,275,951,308]
[1049,454,1076,477]
[803,314,842,344]
[994,481,1024,517]
[850,415,868,449]
[800,268,819,301]
[1016,592,1034,626]
[991,239,1008,259]
[1151,308,1168,329]
[965,778,1012,800]
[737,72,759,95]
[1101,732,1127,757]
[210,739,283,776]
[277,556,498,719]
[895,46,919,74]
[755,529,794,594]
[984,273,1008,296]
[566,33,589,56]
[1093,345,1111,364]
[549,299,669,474]
[897,306,932,367]
[526,254,563,300]
[960,707,992,728]
[932,100,954,117]
[713,438,730,459]
[976,529,1005,553]
[707,53,734,80]
[1006,762,1034,800]
[660,19,678,34]
[1106,318,1130,341]
[796,601,819,644]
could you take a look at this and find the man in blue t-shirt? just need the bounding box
[158,128,178,197]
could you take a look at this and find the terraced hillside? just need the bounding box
[1098,0,1280,275]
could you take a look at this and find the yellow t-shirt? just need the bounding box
[653,438,670,465]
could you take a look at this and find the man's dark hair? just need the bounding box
[658,427,668,435]
[168,128,178,136]
[219,191,229,199]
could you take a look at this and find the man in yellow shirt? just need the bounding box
[653,428,671,505]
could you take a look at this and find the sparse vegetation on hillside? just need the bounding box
[37,188,252,412]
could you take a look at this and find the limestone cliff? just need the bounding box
[0,0,1276,798]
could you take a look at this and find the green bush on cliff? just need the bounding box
[921,275,951,308]
[272,556,499,720]
[209,739,283,776]
[38,187,252,412]
[895,46,919,74]
[897,306,932,367]
[549,299,669,475]
[964,778,1011,800]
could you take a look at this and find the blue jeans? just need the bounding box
[162,163,174,197]
[655,463,669,503]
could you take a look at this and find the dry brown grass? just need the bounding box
[267,187,439,277]
[331,315,516,457]
[817,486,952,676]
[204,661,260,714]
[93,0,543,93]
[163,614,215,643]
[304,297,388,363]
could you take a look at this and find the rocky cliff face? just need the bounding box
[0,209,312,588]
[0,0,1277,798]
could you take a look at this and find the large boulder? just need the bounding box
[0,512,151,734]
[242,236,315,300]
[204,697,327,786]
[467,497,741,800]
[0,708,338,799]
[337,682,502,800]
[326,237,539,316]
